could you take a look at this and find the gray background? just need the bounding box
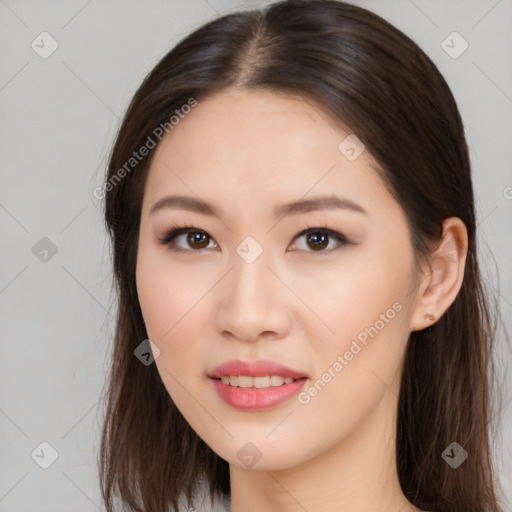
[0,0,511,510]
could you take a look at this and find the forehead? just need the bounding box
[142,88,388,219]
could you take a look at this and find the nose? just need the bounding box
[215,248,292,343]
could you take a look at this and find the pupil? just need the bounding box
[308,232,327,250]
[188,232,209,248]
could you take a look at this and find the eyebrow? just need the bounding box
[149,194,368,218]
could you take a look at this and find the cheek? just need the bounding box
[135,248,216,393]
[136,247,208,340]
[136,256,203,406]
[290,247,413,354]
[293,248,414,412]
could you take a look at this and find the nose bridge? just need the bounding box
[230,238,276,308]
[215,234,290,340]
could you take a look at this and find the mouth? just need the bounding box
[209,360,309,410]
[214,375,305,388]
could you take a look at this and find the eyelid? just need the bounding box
[289,226,347,252]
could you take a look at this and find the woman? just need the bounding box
[98,1,504,511]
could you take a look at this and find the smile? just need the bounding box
[220,375,296,388]
[209,359,309,409]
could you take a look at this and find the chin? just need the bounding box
[207,436,317,472]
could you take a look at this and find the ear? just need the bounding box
[410,217,468,332]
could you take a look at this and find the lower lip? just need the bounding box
[211,377,307,410]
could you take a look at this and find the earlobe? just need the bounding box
[410,217,468,332]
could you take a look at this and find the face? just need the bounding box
[136,88,420,470]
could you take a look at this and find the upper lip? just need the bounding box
[210,360,308,380]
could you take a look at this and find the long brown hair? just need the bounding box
[98,1,504,511]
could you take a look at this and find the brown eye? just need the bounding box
[186,231,210,249]
[158,226,217,252]
[292,228,348,253]
[306,232,329,251]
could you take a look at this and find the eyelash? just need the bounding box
[157,223,350,254]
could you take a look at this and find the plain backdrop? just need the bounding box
[1,0,511,511]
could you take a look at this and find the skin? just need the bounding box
[135,88,468,512]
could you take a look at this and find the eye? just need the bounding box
[157,224,349,253]
[290,227,348,252]
[157,224,218,252]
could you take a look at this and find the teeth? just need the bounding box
[239,375,254,388]
[271,375,284,386]
[220,375,297,388]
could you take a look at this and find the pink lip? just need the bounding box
[209,360,308,410]
[209,359,308,380]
